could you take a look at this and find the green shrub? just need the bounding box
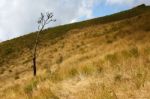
[69,68,78,77]
[24,79,38,95]
[81,65,95,75]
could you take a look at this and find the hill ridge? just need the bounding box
[0,4,149,44]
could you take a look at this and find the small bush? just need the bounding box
[81,65,95,75]
[129,47,139,58]
[121,47,139,59]
[114,74,122,82]
[69,68,78,77]
[24,79,38,95]
[105,53,119,65]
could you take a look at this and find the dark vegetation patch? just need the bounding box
[105,53,119,65]
[24,79,38,95]
[121,46,139,59]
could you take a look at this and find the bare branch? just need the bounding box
[32,12,56,76]
[46,12,53,19]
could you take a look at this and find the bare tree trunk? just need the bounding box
[32,12,55,76]
[33,57,36,76]
[32,27,44,76]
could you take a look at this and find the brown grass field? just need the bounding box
[0,4,150,99]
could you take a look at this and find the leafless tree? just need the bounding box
[32,12,56,76]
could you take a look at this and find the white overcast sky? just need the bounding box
[0,0,150,41]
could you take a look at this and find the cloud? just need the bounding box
[0,0,150,41]
[106,0,150,6]
[134,0,150,5]
[0,0,98,41]
[106,0,134,5]
[0,27,9,41]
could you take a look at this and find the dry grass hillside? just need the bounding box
[0,4,150,99]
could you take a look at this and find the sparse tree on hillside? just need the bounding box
[32,12,56,76]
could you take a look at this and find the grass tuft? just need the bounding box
[81,65,96,75]
[132,68,147,89]
[24,79,38,95]
[69,67,79,77]
[105,53,119,65]
[114,74,122,82]
[129,47,139,58]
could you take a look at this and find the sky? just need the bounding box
[0,0,150,42]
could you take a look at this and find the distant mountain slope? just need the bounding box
[0,5,149,63]
[0,4,150,99]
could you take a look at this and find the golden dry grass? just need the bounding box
[0,5,150,99]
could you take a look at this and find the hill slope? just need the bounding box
[0,4,150,99]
